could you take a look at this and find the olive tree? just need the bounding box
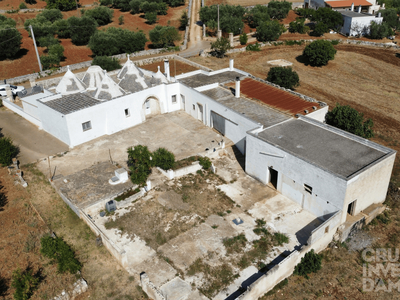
[302,40,336,66]
[267,66,300,90]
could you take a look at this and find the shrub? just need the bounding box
[45,0,77,11]
[153,147,175,170]
[84,6,114,26]
[256,20,283,42]
[38,8,63,22]
[294,249,322,278]
[48,43,64,59]
[149,25,180,48]
[302,40,336,66]
[0,17,22,59]
[40,54,61,69]
[37,34,59,47]
[92,56,121,71]
[127,145,153,185]
[118,15,124,25]
[0,137,19,167]
[273,232,289,245]
[289,18,307,34]
[179,11,188,30]
[68,16,98,45]
[198,156,211,169]
[19,2,28,9]
[246,42,261,51]
[11,268,39,300]
[325,103,374,138]
[145,11,158,24]
[210,37,231,58]
[267,66,299,90]
[312,22,328,37]
[267,0,291,20]
[247,4,270,28]
[239,32,248,45]
[379,8,400,30]
[369,21,392,39]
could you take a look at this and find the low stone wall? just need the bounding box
[2,99,42,127]
[141,273,166,300]
[157,161,202,180]
[307,211,342,245]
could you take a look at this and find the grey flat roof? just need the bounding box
[41,93,101,115]
[257,119,388,178]
[340,10,373,17]
[201,87,290,128]
[179,71,244,88]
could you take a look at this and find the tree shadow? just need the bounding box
[295,54,310,66]
[5,48,29,61]
[232,144,245,172]
[0,128,3,138]
[396,53,400,58]
[0,276,8,297]
[0,185,7,212]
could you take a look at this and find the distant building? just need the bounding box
[304,0,382,14]
[340,9,383,36]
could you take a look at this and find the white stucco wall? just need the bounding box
[341,15,383,36]
[305,105,328,123]
[245,132,346,218]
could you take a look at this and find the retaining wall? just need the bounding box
[307,211,342,245]
[2,99,42,127]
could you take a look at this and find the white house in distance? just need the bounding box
[3,56,396,245]
[304,0,382,14]
[340,8,383,36]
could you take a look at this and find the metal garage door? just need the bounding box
[211,111,226,135]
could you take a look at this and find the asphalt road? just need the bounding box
[0,108,68,165]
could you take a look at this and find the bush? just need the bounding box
[149,25,180,48]
[92,56,121,71]
[256,20,283,42]
[153,147,175,170]
[84,6,114,26]
[37,34,59,47]
[246,42,261,51]
[38,8,63,22]
[294,249,322,279]
[198,156,211,169]
[68,16,98,45]
[0,16,22,59]
[40,236,81,274]
[40,54,61,69]
[267,0,291,20]
[325,103,374,138]
[89,27,147,55]
[210,37,231,58]
[369,21,392,39]
[0,137,19,167]
[312,22,328,37]
[239,32,248,45]
[118,15,124,25]
[45,0,77,11]
[302,40,336,66]
[11,268,39,300]
[19,2,27,9]
[289,18,307,34]
[48,43,64,59]
[267,66,299,90]
[247,4,270,28]
[127,145,153,185]
[179,10,188,30]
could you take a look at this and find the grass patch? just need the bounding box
[172,156,199,170]
[223,233,247,254]
[265,278,288,296]
[273,232,289,246]
[115,188,140,202]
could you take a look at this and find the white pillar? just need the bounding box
[229,59,234,71]
[358,5,361,13]
[229,32,234,47]
[235,77,240,98]
[217,30,222,39]
[351,2,354,11]
[164,59,170,81]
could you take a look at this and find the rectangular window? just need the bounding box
[304,184,312,194]
[172,95,177,103]
[125,108,130,117]
[193,104,195,110]
[82,121,92,131]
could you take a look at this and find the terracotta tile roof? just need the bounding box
[235,78,319,116]
[325,0,372,7]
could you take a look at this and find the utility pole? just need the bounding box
[217,5,220,32]
[29,25,42,73]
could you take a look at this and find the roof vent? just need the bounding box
[304,110,309,114]
[312,106,317,110]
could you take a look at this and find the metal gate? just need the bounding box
[211,111,226,135]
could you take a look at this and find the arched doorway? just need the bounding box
[143,96,161,116]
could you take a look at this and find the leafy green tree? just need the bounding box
[38,8,63,22]
[0,16,22,59]
[92,56,122,71]
[256,20,283,42]
[25,0,37,4]
[379,8,400,29]
[153,147,175,170]
[267,66,299,90]
[296,7,315,19]
[127,145,153,185]
[19,2,28,9]
[302,40,336,66]
[40,236,81,274]
[145,11,158,24]
[68,16,98,45]
[11,268,39,300]
[312,22,328,36]
[84,6,114,26]
[118,15,124,24]
[267,0,291,20]
[40,54,61,69]
[289,18,308,34]
[369,21,392,39]
[239,32,248,45]
[114,0,131,11]
[247,4,270,28]
[37,34,59,47]
[166,0,184,7]
[24,16,57,39]
[100,0,113,6]
[54,19,70,38]
[179,11,188,30]
[210,37,231,58]
[312,7,343,30]
[325,104,374,138]
[0,137,19,166]
[200,4,246,34]
[46,0,77,11]
[294,249,322,279]
[149,25,180,48]
[129,0,141,13]
[48,43,64,59]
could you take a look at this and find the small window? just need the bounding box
[304,184,312,194]
[172,95,177,103]
[192,104,195,110]
[82,121,92,131]
[124,108,130,117]
[145,100,150,109]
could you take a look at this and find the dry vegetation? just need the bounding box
[0,165,149,300]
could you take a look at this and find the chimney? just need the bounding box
[378,12,381,18]
[351,2,354,11]
[235,77,240,98]
[164,59,170,81]
[229,59,234,71]
[358,5,361,13]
